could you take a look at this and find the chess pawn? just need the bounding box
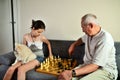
[72,77,78,80]
[45,58,48,62]
[68,59,72,67]
[58,57,61,62]
[47,57,50,63]
[45,58,49,65]
[40,63,43,70]
[43,61,45,65]
[57,55,60,58]
[54,56,57,59]
[50,56,54,60]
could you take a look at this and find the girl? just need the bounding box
[3,20,53,80]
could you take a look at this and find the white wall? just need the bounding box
[0,0,13,54]
[18,0,120,42]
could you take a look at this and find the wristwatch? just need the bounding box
[72,70,76,77]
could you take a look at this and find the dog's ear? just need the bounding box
[15,43,21,47]
[15,42,18,46]
[15,43,18,50]
[15,43,23,51]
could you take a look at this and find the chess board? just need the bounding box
[36,56,77,76]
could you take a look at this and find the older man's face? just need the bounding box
[81,20,93,36]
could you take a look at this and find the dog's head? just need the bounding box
[15,43,25,53]
[14,43,36,63]
[15,43,32,55]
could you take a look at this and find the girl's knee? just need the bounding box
[18,66,26,73]
[8,66,16,72]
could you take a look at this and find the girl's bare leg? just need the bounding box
[17,59,40,80]
[3,61,22,80]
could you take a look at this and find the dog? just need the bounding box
[12,43,36,65]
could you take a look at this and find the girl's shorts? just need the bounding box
[36,56,45,63]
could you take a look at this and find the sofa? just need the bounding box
[0,40,120,80]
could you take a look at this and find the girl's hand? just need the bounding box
[49,53,53,58]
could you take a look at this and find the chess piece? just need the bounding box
[72,77,78,80]
[36,56,77,76]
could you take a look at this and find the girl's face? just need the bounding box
[31,28,44,37]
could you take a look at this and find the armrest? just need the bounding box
[0,51,16,66]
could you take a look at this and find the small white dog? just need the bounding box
[12,43,36,65]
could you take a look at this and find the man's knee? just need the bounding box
[79,69,113,80]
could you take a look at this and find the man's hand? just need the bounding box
[58,70,72,80]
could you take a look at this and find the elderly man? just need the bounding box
[58,14,118,80]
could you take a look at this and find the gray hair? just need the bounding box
[82,14,99,25]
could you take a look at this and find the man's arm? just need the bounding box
[68,38,83,55]
[58,64,99,80]
[75,64,99,76]
[73,38,83,46]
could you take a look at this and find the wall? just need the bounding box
[18,0,120,42]
[0,0,13,54]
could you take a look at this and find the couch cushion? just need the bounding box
[0,51,15,66]
[115,42,120,77]
[43,40,85,66]
[115,42,120,55]
[0,64,9,80]
[50,40,74,58]
[116,53,120,76]
[43,42,49,57]
[26,69,57,80]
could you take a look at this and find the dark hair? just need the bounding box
[31,20,45,30]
